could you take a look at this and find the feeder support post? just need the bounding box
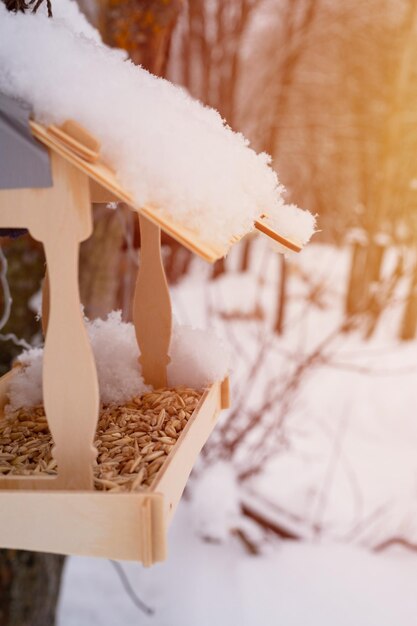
[0,151,100,491]
[33,153,99,490]
[133,213,172,388]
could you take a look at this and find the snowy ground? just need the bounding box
[58,240,417,625]
[59,504,417,626]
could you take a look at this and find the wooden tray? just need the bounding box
[0,376,229,566]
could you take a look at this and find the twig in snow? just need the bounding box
[326,360,417,377]
[109,560,154,617]
[309,406,351,537]
[344,502,392,544]
[234,318,357,479]
[240,501,301,542]
[374,537,417,554]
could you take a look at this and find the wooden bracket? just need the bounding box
[254,218,302,253]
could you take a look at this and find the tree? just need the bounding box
[98,0,182,76]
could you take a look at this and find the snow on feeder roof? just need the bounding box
[0,1,315,259]
[0,0,314,566]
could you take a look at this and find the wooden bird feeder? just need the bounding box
[0,94,301,565]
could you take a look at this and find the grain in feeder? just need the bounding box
[0,3,315,566]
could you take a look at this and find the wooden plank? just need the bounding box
[255,218,302,253]
[48,121,100,164]
[151,382,223,524]
[38,154,99,491]
[133,215,172,387]
[0,491,166,564]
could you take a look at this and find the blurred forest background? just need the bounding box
[2,1,417,624]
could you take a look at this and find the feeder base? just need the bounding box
[0,378,230,565]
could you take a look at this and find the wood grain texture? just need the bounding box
[133,215,172,388]
[48,121,100,164]
[0,151,100,491]
[0,491,166,565]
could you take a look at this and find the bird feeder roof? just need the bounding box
[0,4,315,261]
[28,119,302,262]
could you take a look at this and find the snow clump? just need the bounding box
[6,312,231,411]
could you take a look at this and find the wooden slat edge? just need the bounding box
[220,376,231,409]
[140,496,153,567]
[255,219,302,253]
[149,493,167,564]
[140,494,166,566]
[0,491,166,563]
[48,124,100,164]
[151,382,223,524]
[139,206,227,263]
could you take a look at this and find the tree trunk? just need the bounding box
[211,257,226,279]
[0,551,65,626]
[400,265,417,340]
[240,237,252,272]
[345,240,368,317]
[79,205,125,319]
[98,0,183,77]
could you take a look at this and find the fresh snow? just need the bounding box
[189,462,241,543]
[168,325,231,390]
[0,0,315,249]
[262,202,316,249]
[58,503,417,626]
[7,312,231,410]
